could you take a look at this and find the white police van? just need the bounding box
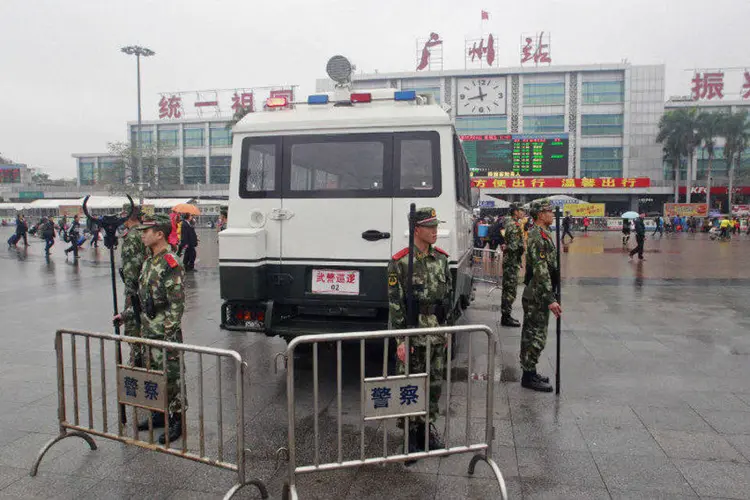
[219,57,475,339]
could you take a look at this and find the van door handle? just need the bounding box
[361,230,391,241]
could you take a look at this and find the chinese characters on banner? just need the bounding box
[521,32,551,65]
[742,71,750,100]
[416,32,443,71]
[157,88,295,119]
[231,92,254,113]
[691,72,724,100]
[470,177,651,189]
[466,34,496,67]
[363,375,427,419]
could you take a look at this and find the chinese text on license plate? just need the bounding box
[312,269,360,295]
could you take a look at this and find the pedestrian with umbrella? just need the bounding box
[623,212,646,261]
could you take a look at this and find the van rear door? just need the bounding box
[276,133,394,305]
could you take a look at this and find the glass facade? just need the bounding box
[210,127,232,147]
[455,116,507,134]
[184,128,205,148]
[581,147,623,177]
[79,161,96,186]
[523,82,565,106]
[582,81,624,104]
[130,130,153,147]
[581,114,624,136]
[209,156,231,184]
[158,129,179,147]
[158,158,181,186]
[98,159,124,184]
[183,157,206,185]
[524,115,564,133]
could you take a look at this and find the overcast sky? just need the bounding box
[1,0,748,178]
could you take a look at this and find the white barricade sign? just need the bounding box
[363,375,427,419]
[117,366,168,412]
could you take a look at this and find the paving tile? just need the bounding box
[512,414,589,452]
[697,410,750,435]
[609,489,698,499]
[675,459,750,499]
[593,453,696,496]
[0,465,26,490]
[166,489,223,500]
[651,430,747,463]
[632,405,715,432]
[344,468,437,500]
[520,480,611,500]
[682,392,750,412]
[516,447,605,489]
[1,471,99,498]
[434,475,522,500]
[78,479,173,499]
[437,445,517,479]
[726,434,750,463]
[579,423,666,457]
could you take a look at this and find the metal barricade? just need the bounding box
[472,246,503,292]
[280,324,507,500]
[30,329,268,500]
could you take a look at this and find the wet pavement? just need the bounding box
[1,228,750,499]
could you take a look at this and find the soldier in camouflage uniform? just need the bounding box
[520,199,563,392]
[119,204,148,368]
[115,213,187,444]
[388,207,452,459]
[500,203,525,327]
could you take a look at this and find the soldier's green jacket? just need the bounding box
[120,227,148,296]
[387,245,452,343]
[522,225,558,307]
[503,216,525,257]
[123,248,185,340]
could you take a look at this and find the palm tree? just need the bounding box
[722,109,750,210]
[696,111,724,212]
[658,110,689,202]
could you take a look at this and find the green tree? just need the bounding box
[696,111,725,211]
[657,108,700,203]
[721,109,750,210]
[31,170,51,184]
[225,106,252,130]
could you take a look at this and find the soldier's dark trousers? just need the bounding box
[500,254,520,316]
[520,297,550,372]
[397,343,446,431]
[629,235,645,259]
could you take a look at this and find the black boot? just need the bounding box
[533,371,550,384]
[500,315,521,327]
[404,423,425,466]
[427,423,444,450]
[137,411,165,431]
[521,370,553,392]
[158,413,183,444]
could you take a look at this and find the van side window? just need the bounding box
[239,138,279,198]
[394,131,441,198]
[454,134,471,207]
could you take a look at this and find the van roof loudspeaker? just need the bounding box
[326,55,354,86]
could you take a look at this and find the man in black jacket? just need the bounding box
[628,213,646,261]
[179,214,198,271]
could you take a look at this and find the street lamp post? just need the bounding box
[121,45,155,206]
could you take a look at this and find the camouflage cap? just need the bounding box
[509,202,523,213]
[412,207,443,227]
[529,199,553,218]
[135,213,171,230]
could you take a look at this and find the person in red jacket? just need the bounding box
[168,211,180,251]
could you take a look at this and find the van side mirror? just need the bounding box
[470,187,480,208]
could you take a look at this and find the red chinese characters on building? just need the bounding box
[691,72,725,101]
[470,177,651,189]
[521,32,551,64]
[467,34,496,66]
[231,92,254,113]
[158,95,183,119]
[417,32,443,71]
[742,71,750,100]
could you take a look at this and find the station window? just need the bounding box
[455,116,507,134]
[582,81,624,104]
[581,114,624,136]
[210,156,231,184]
[79,161,96,186]
[130,130,153,147]
[581,147,623,177]
[158,129,179,148]
[184,128,205,148]
[98,159,124,184]
[210,127,232,147]
[158,158,181,186]
[183,156,206,185]
[523,82,565,106]
[524,115,564,133]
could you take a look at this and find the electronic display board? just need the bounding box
[460,134,569,177]
[0,166,21,184]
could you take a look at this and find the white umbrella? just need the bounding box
[622,211,639,219]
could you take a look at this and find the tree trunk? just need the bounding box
[674,157,680,203]
[706,154,712,213]
[728,153,738,211]
[685,152,693,203]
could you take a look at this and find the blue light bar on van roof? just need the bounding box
[307,94,329,104]
[394,90,417,101]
